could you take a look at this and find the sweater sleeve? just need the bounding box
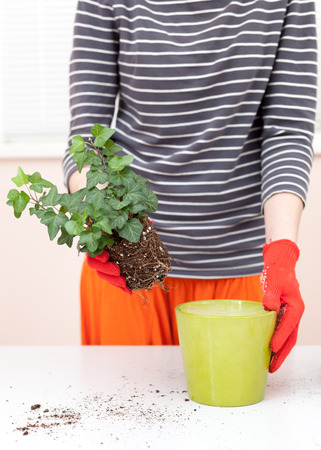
[260,0,318,208]
[62,0,119,188]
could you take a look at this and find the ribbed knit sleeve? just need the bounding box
[62,0,119,188]
[260,0,317,207]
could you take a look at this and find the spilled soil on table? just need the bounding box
[13,385,195,440]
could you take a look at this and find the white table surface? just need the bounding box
[0,345,320,450]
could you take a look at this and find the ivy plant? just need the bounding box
[7,124,158,257]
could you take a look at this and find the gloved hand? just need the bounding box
[87,250,132,295]
[260,239,304,373]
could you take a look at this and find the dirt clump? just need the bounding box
[107,216,172,292]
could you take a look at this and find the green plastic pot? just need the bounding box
[175,299,276,407]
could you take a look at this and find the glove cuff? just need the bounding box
[263,239,299,269]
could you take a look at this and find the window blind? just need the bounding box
[0,0,320,157]
[0,0,77,154]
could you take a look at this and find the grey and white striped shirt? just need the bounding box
[63,0,318,279]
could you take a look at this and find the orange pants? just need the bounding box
[80,259,263,345]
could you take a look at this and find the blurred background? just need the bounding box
[0,1,320,345]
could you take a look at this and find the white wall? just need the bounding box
[1,155,321,345]
[0,159,82,345]
[296,154,321,345]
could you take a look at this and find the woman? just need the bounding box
[63,0,318,372]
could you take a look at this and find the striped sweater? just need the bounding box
[63,0,318,279]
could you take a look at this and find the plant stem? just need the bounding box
[87,139,107,169]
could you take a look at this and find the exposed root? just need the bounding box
[106,216,172,292]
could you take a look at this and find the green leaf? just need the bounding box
[82,188,106,213]
[114,186,127,197]
[7,189,30,218]
[29,207,47,219]
[95,217,112,234]
[39,211,68,240]
[79,227,101,252]
[59,189,86,213]
[84,202,106,219]
[69,135,85,154]
[72,151,88,173]
[109,155,134,172]
[11,166,30,187]
[130,202,147,214]
[64,221,83,236]
[86,170,109,190]
[109,196,131,211]
[41,186,62,207]
[29,173,53,194]
[123,184,146,205]
[65,213,85,235]
[107,167,136,187]
[102,140,123,156]
[142,189,158,212]
[12,191,30,213]
[85,235,114,257]
[135,174,149,188]
[85,150,101,167]
[86,234,115,257]
[29,172,53,188]
[91,124,116,147]
[7,188,20,205]
[99,235,114,247]
[120,154,135,166]
[30,184,43,193]
[108,211,127,229]
[57,227,74,248]
[117,218,143,242]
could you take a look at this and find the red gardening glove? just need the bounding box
[86,250,132,295]
[260,239,304,373]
